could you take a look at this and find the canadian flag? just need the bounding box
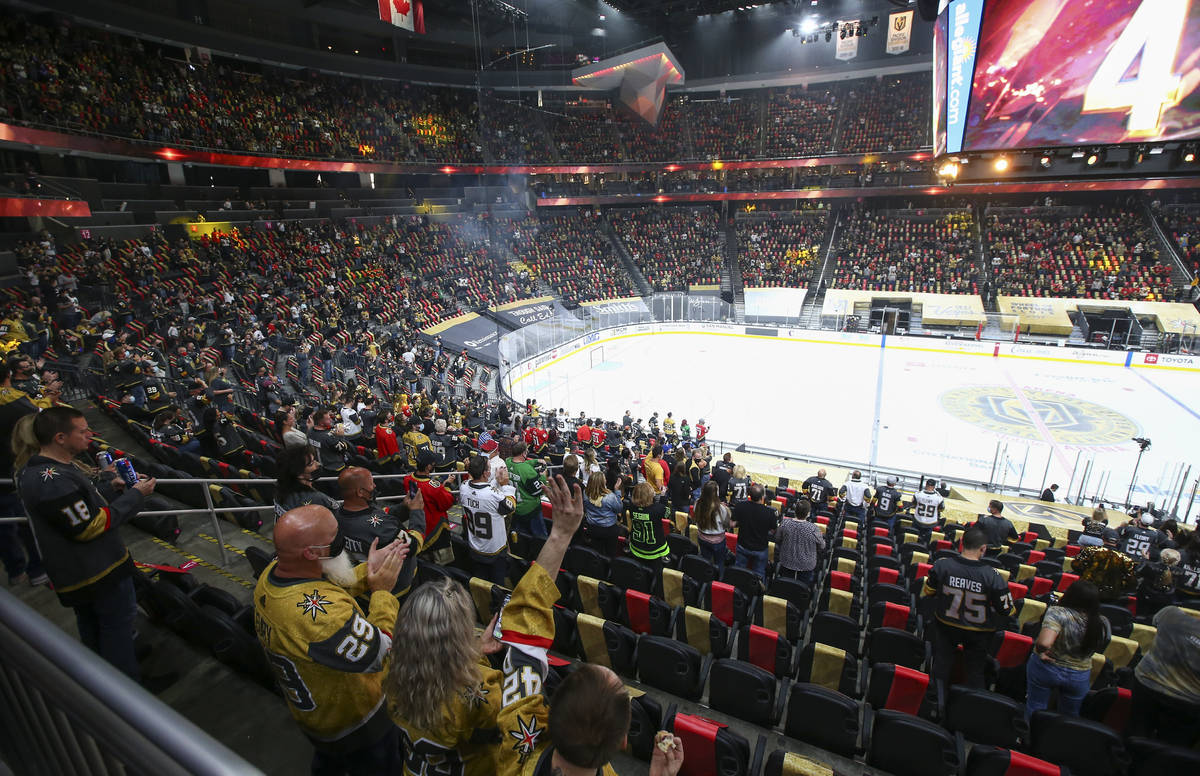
[378,0,425,33]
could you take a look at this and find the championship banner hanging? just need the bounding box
[835,20,860,61]
[887,10,915,55]
[378,0,425,34]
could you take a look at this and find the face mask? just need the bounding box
[327,531,346,558]
[364,488,377,505]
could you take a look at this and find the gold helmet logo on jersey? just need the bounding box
[939,386,1138,446]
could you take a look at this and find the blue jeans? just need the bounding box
[843,503,866,522]
[0,493,43,581]
[735,545,769,580]
[1025,653,1090,720]
[699,539,728,578]
[74,575,140,681]
[514,509,547,539]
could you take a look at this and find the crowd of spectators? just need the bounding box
[737,212,829,287]
[547,105,622,163]
[478,95,554,163]
[762,85,838,158]
[0,11,944,168]
[610,207,724,290]
[0,14,482,163]
[1159,206,1200,278]
[496,212,635,304]
[837,73,932,153]
[986,207,1175,300]
[688,94,762,160]
[830,206,980,294]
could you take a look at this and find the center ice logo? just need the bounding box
[940,386,1138,446]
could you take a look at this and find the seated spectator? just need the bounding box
[738,212,828,288]
[611,207,723,291]
[830,205,979,295]
[273,444,339,521]
[762,85,838,157]
[1128,605,1200,747]
[500,213,635,304]
[838,73,931,153]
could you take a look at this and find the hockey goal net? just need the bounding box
[588,346,605,368]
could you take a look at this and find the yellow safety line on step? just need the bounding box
[150,537,253,588]
[197,533,249,558]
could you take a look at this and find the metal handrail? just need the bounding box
[0,587,263,775]
[0,466,554,566]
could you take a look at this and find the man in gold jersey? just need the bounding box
[254,503,408,775]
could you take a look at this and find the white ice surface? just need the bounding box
[513,331,1200,514]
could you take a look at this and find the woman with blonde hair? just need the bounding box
[728,464,751,504]
[385,577,503,776]
[584,472,624,557]
[626,480,669,568]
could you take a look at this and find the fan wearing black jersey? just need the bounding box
[871,476,904,530]
[802,469,834,517]
[1117,512,1161,560]
[923,526,1015,690]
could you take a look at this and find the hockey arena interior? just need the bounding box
[3,0,1200,774]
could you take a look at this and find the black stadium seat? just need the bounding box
[708,658,783,727]
[783,682,861,758]
[964,745,1066,776]
[1029,711,1130,776]
[945,686,1028,749]
[736,625,793,678]
[610,556,656,594]
[866,709,960,776]
[635,635,705,701]
[1125,736,1200,776]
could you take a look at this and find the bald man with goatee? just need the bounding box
[254,504,407,774]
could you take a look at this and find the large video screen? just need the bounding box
[937,0,1200,154]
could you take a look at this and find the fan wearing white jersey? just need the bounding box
[909,478,945,545]
[460,453,516,585]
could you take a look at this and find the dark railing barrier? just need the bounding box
[0,588,262,776]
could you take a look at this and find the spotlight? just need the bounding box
[1039,155,1052,169]
[800,17,818,35]
[1185,150,1197,163]
[1086,153,1099,166]
[993,157,1009,172]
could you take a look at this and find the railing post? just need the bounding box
[201,482,230,567]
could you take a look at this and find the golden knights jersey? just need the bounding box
[922,555,1014,632]
[391,655,504,776]
[253,560,399,750]
[912,490,944,525]
[460,481,516,556]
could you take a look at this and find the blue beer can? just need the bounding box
[114,458,138,487]
[96,451,113,469]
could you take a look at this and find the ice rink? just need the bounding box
[509,329,1200,515]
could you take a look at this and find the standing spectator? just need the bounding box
[0,361,45,586]
[506,441,546,539]
[923,526,1015,689]
[839,470,870,522]
[626,481,670,568]
[459,454,516,585]
[310,409,352,477]
[731,483,778,580]
[1026,580,1111,719]
[688,448,709,501]
[976,500,1019,548]
[802,468,834,516]
[335,467,423,597]
[774,501,825,587]
[669,458,692,518]
[711,452,733,500]
[694,481,732,576]
[728,464,751,504]
[872,475,904,530]
[583,472,624,558]
[16,407,157,680]
[254,504,408,774]
[481,438,507,485]
[405,453,457,564]
[1040,484,1059,502]
[643,444,666,494]
[559,453,582,493]
[1128,605,1200,746]
[1117,512,1160,560]
[373,411,400,464]
[910,478,945,545]
[273,444,339,521]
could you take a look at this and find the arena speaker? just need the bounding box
[917,0,940,22]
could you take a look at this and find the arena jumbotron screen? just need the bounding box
[936,0,1200,154]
